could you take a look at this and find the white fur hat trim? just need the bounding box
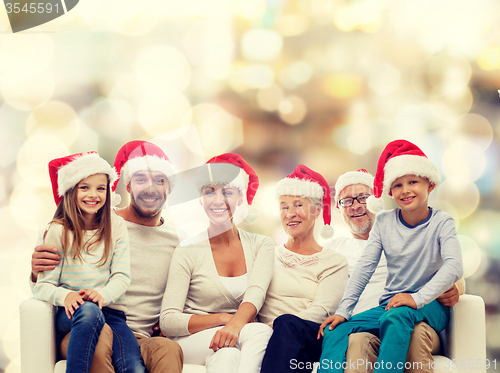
[334,171,374,205]
[121,155,177,192]
[195,165,250,194]
[274,177,324,200]
[383,154,441,195]
[57,153,117,197]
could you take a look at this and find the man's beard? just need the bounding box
[342,213,374,237]
[130,192,164,218]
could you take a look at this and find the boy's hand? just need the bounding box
[385,293,416,310]
[79,288,103,309]
[64,292,85,319]
[317,315,346,339]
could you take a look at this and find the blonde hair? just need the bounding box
[51,175,112,266]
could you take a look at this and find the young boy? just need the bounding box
[317,139,464,373]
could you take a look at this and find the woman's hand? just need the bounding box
[79,288,104,309]
[385,293,416,310]
[64,292,85,319]
[209,323,241,351]
[317,314,346,339]
[208,313,238,351]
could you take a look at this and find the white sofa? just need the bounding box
[20,295,486,373]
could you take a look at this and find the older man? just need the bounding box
[30,140,183,373]
[325,169,464,373]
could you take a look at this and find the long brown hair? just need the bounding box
[51,174,113,266]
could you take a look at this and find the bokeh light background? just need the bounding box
[1,0,500,371]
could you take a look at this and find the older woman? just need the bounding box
[160,153,274,373]
[259,165,349,373]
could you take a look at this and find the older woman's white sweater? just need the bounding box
[258,245,348,325]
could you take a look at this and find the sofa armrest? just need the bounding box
[20,298,58,373]
[446,294,486,373]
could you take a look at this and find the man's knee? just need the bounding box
[348,332,380,354]
[140,336,182,357]
[139,336,183,372]
[408,322,440,355]
[345,333,380,373]
[405,322,440,373]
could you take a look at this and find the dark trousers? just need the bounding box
[261,314,322,373]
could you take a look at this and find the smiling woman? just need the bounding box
[259,164,348,373]
[200,184,243,227]
[160,153,275,373]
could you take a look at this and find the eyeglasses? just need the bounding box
[338,194,371,207]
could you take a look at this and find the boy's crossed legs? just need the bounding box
[319,299,450,373]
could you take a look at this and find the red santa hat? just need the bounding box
[367,139,441,214]
[113,140,177,194]
[195,153,260,224]
[49,152,117,206]
[334,169,376,207]
[275,164,333,239]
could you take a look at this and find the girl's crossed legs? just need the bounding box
[57,301,145,373]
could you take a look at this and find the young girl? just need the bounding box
[33,152,145,373]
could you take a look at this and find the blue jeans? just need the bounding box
[57,302,145,373]
[319,300,450,373]
[261,314,322,373]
